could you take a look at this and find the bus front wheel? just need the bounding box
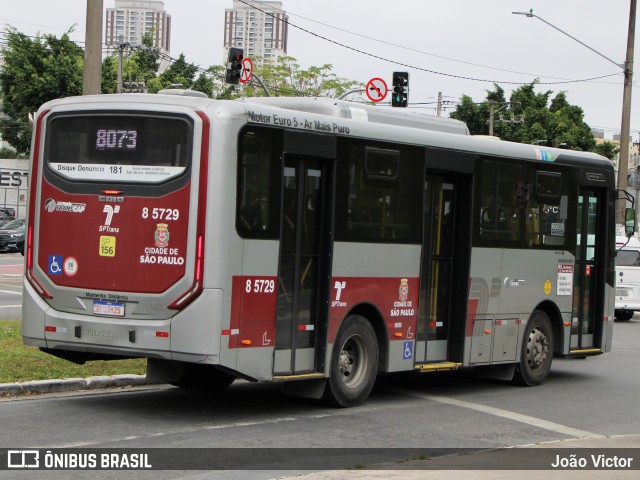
[323,315,378,408]
[513,310,554,386]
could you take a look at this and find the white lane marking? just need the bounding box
[389,387,604,439]
[0,304,21,308]
[0,290,21,296]
[34,393,394,449]
[41,417,300,448]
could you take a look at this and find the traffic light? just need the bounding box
[392,72,409,107]
[225,48,244,85]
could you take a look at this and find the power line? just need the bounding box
[247,0,623,85]
[238,0,621,86]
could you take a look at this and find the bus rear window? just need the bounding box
[45,114,192,183]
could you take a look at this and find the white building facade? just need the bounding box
[223,0,288,66]
[105,1,171,56]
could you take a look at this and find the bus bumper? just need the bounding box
[22,281,224,364]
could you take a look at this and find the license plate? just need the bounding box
[93,301,125,317]
[616,289,629,297]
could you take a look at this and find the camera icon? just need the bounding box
[7,450,40,468]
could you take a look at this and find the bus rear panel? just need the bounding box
[24,97,211,364]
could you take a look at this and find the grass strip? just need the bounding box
[0,320,146,384]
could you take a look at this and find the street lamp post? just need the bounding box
[513,3,637,225]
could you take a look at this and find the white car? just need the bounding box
[615,236,640,320]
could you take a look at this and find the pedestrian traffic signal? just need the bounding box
[392,72,409,107]
[225,48,244,85]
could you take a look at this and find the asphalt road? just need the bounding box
[0,252,23,320]
[0,317,639,479]
[1,256,639,478]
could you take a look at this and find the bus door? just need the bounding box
[417,173,471,363]
[274,155,332,375]
[572,188,606,351]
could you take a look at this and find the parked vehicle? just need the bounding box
[0,208,16,219]
[0,219,25,254]
[0,211,14,227]
[615,236,640,320]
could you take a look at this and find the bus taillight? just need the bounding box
[168,111,209,310]
[25,226,52,298]
[168,234,204,310]
[26,109,52,299]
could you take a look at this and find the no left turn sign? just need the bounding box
[240,57,253,84]
[366,77,388,103]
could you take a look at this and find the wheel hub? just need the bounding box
[527,327,549,370]
[337,336,367,388]
[339,347,355,378]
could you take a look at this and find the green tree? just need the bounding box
[0,27,84,154]
[0,147,28,159]
[191,71,216,97]
[241,56,361,98]
[593,141,620,161]
[450,81,597,153]
[150,53,200,93]
[101,33,161,93]
[101,55,118,94]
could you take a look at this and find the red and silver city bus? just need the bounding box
[23,92,626,407]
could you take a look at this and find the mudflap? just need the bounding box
[147,358,185,384]
[282,378,327,400]
[473,364,516,382]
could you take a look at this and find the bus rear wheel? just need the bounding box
[171,364,236,391]
[615,309,634,321]
[513,310,554,386]
[323,315,378,408]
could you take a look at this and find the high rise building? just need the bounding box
[223,0,288,66]
[105,1,171,55]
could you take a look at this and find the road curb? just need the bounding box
[0,374,147,396]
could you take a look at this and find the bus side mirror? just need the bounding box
[625,208,636,237]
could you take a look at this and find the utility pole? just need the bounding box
[617,0,636,225]
[116,42,129,94]
[82,0,103,95]
[488,102,495,136]
[437,91,443,117]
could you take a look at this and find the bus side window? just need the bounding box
[478,159,523,243]
[336,139,421,244]
[236,128,280,239]
[525,169,566,248]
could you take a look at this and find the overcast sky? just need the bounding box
[1,0,638,140]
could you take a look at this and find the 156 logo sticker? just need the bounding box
[99,236,116,257]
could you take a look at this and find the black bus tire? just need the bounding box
[615,309,634,321]
[323,315,378,408]
[513,310,554,386]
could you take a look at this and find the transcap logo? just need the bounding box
[43,198,86,213]
[7,450,39,468]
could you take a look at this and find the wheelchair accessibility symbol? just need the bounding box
[48,255,63,276]
[403,341,413,360]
